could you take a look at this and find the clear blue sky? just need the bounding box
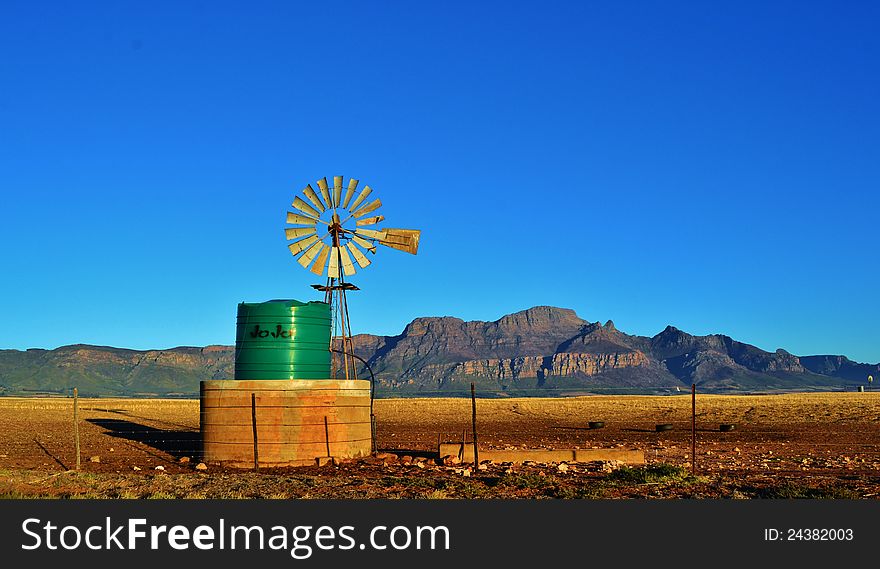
[1,1,878,362]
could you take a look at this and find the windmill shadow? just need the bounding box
[87,418,201,459]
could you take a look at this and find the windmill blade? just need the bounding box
[302,184,325,213]
[348,185,372,212]
[356,215,385,227]
[296,240,325,268]
[346,242,371,269]
[316,177,332,209]
[379,228,421,255]
[328,246,340,278]
[286,212,318,226]
[285,226,317,240]
[288,234,320,256]
[338,244,356,276]
[350,234,377,253]
[343,178,358,208]
[292,196,321,218]
[354,228,386,240]
[333,176,343,209]
[351,198,382,218]
[353,228,385,241]
[310,244,330,275]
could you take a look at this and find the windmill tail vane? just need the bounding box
[284,175,421,380]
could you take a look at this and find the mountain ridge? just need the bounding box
[0,306,876,397]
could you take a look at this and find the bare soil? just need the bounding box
[1,393,879,499]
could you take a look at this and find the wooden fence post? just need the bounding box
[73,387,80,471]
[691,383,696,475]
[251,393,259,471]
[324,416,331,458]
[471,382,479,467]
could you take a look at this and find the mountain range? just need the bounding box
[0,306,876,397]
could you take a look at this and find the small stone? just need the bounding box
[414,461,425,469]
[441,455,460,466]
[316,456,334,467]
[733,447,741,453]
[557,463,569,473]
[504,468,514,475]
[600,460,624,473]
[89,455,101,463]
[376,452,398,461]
[0,454,7,458]
[461,468,471,477]
[178,456,190,464]
[195,463,208,471]
[477,464,488,471]
[109,448,114,452]
[132,466,141,471]
[154,465,165,471]
[400,455,413,464]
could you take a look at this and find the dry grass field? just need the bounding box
[1,393,879,499]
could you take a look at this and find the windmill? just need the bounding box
[284,175,421,380]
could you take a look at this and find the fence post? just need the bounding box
[73,387,80,471]
[471,382,479,467]
[460,429,466,461]
[691,383,696,475]
[324,416,331,458]
[251,393,259,471]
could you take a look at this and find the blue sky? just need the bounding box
[1,1,878,362]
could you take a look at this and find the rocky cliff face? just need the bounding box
[353,308,874,393]
[0,306,875,396]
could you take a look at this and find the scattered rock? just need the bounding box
[178,456,190,464]
[400,455,413,464]
[557,463,569,473]
[376,452,398,461]
[441,455,460,466]
[414,461,426,469]
[195,463,208,471]
[132,466,141,471]
[89,455,100,463]
[109,448,115,452]
[154,465,165,471]
[316,456,334,467]
[599,460,624,473]
[477,464,488,471]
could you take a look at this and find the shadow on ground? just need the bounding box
[87,418,200,459]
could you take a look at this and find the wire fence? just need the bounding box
[1,385,879,475]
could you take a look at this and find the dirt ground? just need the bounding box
[1,393,879,499]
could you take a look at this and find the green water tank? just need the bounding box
[234,299,331,380]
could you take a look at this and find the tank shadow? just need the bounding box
[86,418,201,459]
